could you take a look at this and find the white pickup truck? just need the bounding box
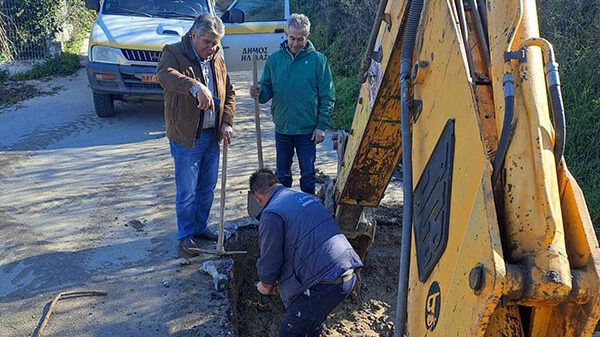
[84,0,288,117]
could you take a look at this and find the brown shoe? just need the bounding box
[180,237,201,256]
[193,229,219,242]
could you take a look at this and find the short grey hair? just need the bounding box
[287,13,310,36]
[189,13,225,38]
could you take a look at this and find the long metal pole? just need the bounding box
[357,0,390,83]
[252,54,264,169]
[192,142,246,256]
[467,0,491,70]
[217,143,227,254]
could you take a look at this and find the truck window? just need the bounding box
[102,0,210,19]
[230,0,285,22]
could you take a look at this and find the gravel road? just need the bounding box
[0,68,339,337]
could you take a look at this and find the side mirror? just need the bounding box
[85,0,100,12]
[221,8,245,23]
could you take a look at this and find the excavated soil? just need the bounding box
[226,204,402,337]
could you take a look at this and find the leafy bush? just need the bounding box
[11,52,80,80]
[1,0,95,60]
[0,11,11,62]
[330,75,360,130]
[2,0,64,58]
[9,0,95,80]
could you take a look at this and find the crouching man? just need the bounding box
[249,169,363,337]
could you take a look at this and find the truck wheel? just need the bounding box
[93,92,115,117]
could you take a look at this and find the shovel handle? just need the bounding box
[217,143,227,253]
[252,54,264,169]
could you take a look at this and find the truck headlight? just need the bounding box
[91,46,126,64]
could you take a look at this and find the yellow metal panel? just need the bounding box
[407,169,505,336]
[483,306,525,337]
[543,163,600,337]
[406,1,505,336]
[489,0,571,306]
[225,24,285,35]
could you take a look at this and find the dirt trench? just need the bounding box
[225,205,401,337]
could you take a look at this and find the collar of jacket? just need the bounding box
[255,185,286,220]
[280,40,315,60]
[181,33,221,64]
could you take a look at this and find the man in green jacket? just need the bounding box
[250,13,335,194]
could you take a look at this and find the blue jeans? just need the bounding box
[279,275,355,337]
[169,133,219,241]
[275,133,316,194]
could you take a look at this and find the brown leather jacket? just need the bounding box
[157,34,235,149]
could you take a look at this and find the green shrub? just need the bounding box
[10,0,95,81]
[2,0,63,58]
[538,0,600,225]
[11,52,80,80]
[330,76,360,130]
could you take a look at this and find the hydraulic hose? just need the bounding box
[492,74,516,186]
[547,66,565,165]
[519,38,565,166]
[394,0,424,335]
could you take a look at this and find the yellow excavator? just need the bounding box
[326,0,600,335]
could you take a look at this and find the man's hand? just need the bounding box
[311,128,325,145]
[257,281,278,295]
[250,85,261,99]
[220,123,233,146]
[195,83,215,111]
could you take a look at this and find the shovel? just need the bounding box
[247,54,264,218]
[192,143,246,256]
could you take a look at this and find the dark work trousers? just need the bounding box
[275,132,316,194]
[279,275,355,337]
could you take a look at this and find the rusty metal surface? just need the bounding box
[334,0,409,213]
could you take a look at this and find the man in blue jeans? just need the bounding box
[250,13,335,194]
[250,169,362,336]
[157,14,235,255]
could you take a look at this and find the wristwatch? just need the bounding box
[190,82,201,97]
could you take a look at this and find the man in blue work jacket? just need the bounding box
[249,169,362,336]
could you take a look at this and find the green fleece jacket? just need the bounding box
[258,41,335,135]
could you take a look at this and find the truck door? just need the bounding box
[220,0,288,72]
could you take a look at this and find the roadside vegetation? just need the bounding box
[0,0,95,109]
[293,0,599,224]
[538,0,600,226]
[8,1,96,80]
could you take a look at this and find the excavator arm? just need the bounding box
[330,0,600,335]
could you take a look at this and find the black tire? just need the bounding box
[93,92,115,117]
